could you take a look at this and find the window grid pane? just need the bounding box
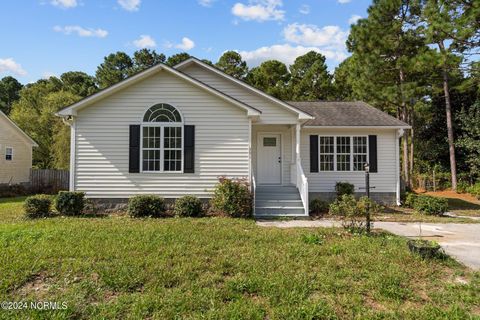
[319,137,334,171]
[142,126,161,171]
[336,137,351,171]
[163,126,182,172]
[353,136,367,171]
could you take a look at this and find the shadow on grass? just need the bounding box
[445,198,480,210]
[0,196,27,204]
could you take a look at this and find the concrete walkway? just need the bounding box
[257,220,480,270]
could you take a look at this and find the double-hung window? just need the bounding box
[318,136,368,172]
[141,103,183,172]
[5,147,13,161]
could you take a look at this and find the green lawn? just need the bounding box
[0,198,479,319]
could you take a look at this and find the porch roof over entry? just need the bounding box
[288,101,410,128]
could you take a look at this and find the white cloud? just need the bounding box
[118,0,141,11]
[174,37,195,51]
[238,44,348,67]
[283,23,348,50]
[133,35,156,48]
[0,58,27,76]
[348,14,362,24]
[50,0,77,8]
[338,0,351,3]
[53,25,108,38]
[231,0,284,22]
[299,4,310,15]
[198,0,215,7]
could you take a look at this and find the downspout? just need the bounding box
[396,129,404,206]
[62,115,76,192]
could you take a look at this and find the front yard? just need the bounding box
[0,197,479,319]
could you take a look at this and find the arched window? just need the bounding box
[141,104,183,172]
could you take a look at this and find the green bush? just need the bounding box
[335,182,355,198]
[128,195,166,218]
[24,194,52,218]
[329,195,380,233]
[174,195,204,217]
[467,183,480,199]
[55,191,86,216]
[413,195,448,216]
[211,177,252,218]
[456,181,469,194]
[309,198,329,215]
[404,192,418,208]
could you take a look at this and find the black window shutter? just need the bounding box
[310,135,319,173]
[184,125,195,173]
[368,135,378,173]
[129,125,140,173]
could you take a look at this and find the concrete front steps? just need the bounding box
[254,185,307,218]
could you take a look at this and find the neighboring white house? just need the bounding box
[56,58,410,217]
[0,110,38,184]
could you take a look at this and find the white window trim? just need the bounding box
[318,135,369,172]
[5,146,13,161]
[140,123,184,174]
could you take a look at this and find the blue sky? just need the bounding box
[0,0,371,83]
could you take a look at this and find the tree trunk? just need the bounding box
[438,41,458,191]
[399,68,409,187]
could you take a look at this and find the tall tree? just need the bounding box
[457,101,480,181]
[132,49,166,73]
[60,71,98,97]
[332,56,356,100]
[289,51,333,101]
[347,0,428,186]
[165,53,191,66]
[215,51,248,79]
[246,60,291,99]
[0,76,23,115]
[95,52,133,89]
[417,0,479,190]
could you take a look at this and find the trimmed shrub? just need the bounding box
[211,177,252,218]
[329,194,381,233]
[128,195,166,218]
[24,194,52,218]
[413,195,448,216]
[174,195,204,217]
[309,198,329,215]
[335,182,354,198]
[404,192,418,208]
[55,191,86,216]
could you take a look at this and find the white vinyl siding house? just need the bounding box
[57,58,410,215]
[0,111,38,184]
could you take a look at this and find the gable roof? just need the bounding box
[287,101,410,128]
[174,57,314,120]
[0,111,38,146]
[56,63,261,117]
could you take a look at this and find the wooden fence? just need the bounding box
[30,169,69,193]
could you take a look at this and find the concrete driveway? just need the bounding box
[256,220,480,270]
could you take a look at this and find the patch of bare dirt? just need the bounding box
[16,271,51,298]
[422,190,480,204]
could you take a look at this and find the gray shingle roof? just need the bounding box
[286,101,409,127]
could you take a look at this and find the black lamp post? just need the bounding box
[364,163,371,234]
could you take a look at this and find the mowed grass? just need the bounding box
[0,198,479,319]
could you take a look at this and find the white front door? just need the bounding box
[257,134,281,184]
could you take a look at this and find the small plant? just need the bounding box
[329,195,380,233]
[174,195,204,217]
[404,192,418,208]
[24,194,52,218]
[456,181,469,194]
[55,191,86,216]
[302,234,323,245]
[309,198,329,215]
[408,239,442,259]
[210,177,252,218]
[335,182,354,198]
[128,195,166,218]
[413,195,448,216]
[467,183,480,199]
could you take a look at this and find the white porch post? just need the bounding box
[69,117,76,192]
[295,122,301,163]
